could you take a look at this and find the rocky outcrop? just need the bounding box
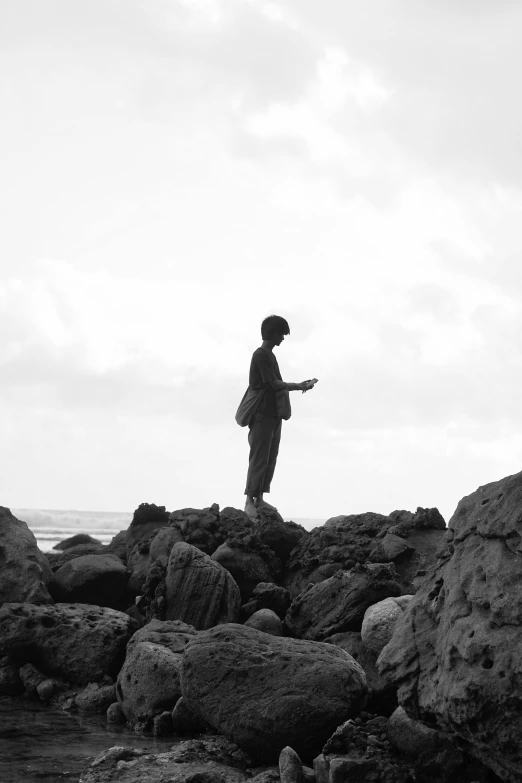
[181,623,367,761]
[378,471,522,783]
[165,542,240,628]
[54,533,101,551]
[0,602,137,685]
[51,554,129,609]
[360,595,414,655]
[0,507,54,605]
[284,563,402,641]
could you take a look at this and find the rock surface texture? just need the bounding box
[0,602,137,685]
[378,471,522,783]
[284,563,402,641]
[165,542,241,628]
[181,623,367,761]
[360,595,414,655]
[0,507,54,605]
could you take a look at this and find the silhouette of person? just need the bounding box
[244,314,316,519]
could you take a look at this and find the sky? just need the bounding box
[2,0,522,523]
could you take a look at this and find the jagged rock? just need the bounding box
[125,503,170,593]
[255,508,307,563]
[211,542,276,601]
[377,471,522,783]
[244,608,282,636]
[75,682,117,714]
[116,641,183,726]
[387,706,441,757]
[53,533,101,551]
[0,602,137,685]
[165,542,240,629]
[169,504,221,555]
[45,544,105,571]
[0,507,54,605]
[283,563,402,641]
[181,623,367,761]
[323,631,397,716]
[361,595,414,655]
[51,554,129,609]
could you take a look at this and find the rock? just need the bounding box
[387,706,441,757]
[283,563,402,641]
[126,619,197,654]
[323,631,397,715]
[169,504,222,555]
[181,623,367,761]
[19,662,47,693]
[0,507,54,605]
[256,508,307,563]
[244,608,282,636]
[153,710,173,737]
[165,542,240,629]
[368,533,413,563]
[171,696,206,733]
[107,702,126,724]
[149,526,184,562]
[125,503,170,593]
[313,754,329,783]
[45,544,105,571]
[249,769,280,783]
[252,582,291,619]
[116,641,183,726]
[0,656,23,696]
[53,533,101,551]
[75,682,117,714]
[211,542,275,601]
[36,678,60,701]
[51,554,129,609]
[360,595,414,655]
[388,507,446,532]
[377,471,522,783]
[0,602,137,685]
[279,746,304,783]
[81,742,249,783]
[104,529,128,561]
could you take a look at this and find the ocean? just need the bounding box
[12,508,325,552]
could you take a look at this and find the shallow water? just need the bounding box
[0,698,177,783]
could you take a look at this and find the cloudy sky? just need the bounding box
[2,0,522,523]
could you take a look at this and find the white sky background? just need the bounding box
[2,0,522,522]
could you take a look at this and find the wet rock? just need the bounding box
[165,542,240,629]
[279,746,304,783]
[75,682,117,714]
[51,554,129,609]
[116,641,183,725]
[386,706,441,757]
[153,710,173,737]
[0,602,137,685]
[361,595,414,655]
[244,608,282,636]
[181,623,367,761]
[323,631,397,716]
[378,470,522,783]
[53,533,101,551]
[0,507,54,605]
[107,701,126,724]
[36,678,60,701]
[283,563,402,641]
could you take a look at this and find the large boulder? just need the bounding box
[0,507,54,605]
[378,471,522,783]
[361,595,414,655]
[165,542,240,629]
[53,533,101,551]
[181,623,367,761]
[283,563,402,641]
[51,554,129,609]
[0,602,137,685]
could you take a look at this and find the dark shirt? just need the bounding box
[249,347,282,417]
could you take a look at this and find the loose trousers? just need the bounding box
[244,413,282,497]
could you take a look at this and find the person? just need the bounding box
[244,314,316,519]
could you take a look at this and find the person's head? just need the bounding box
[261,314,290,346]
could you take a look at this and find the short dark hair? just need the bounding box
[261,315,290,340]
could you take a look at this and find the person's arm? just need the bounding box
[254,351,311,393]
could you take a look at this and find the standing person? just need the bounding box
[243,314,317,519]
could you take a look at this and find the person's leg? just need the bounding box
[244,414,275,517]
[255,418,282,511]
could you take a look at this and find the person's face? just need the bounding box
[274,332,285,346]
